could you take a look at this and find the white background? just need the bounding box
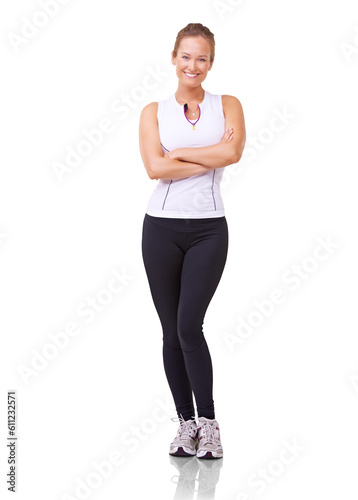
[1,0,358,499]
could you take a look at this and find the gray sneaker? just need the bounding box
[196,416,223,459]
[169,414,199,457]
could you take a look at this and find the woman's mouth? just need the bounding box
[184,72,199,79]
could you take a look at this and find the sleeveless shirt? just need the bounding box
[145,90,226,218]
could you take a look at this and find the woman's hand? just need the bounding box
[220,128,234,143]
[164,149,180,160]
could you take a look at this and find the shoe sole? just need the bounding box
[169,446,196,457]
[196,451,223,459]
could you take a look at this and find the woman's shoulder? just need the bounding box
[140,92,173,114]
[221,94,242,105]
[139,101,159,122]
[221,94,244,115]
[141,101,158,113]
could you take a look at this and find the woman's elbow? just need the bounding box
[230,151,241,164]
[146,168,156,180]
[230,139,245,164]
[227,148,242,165]
[143,160,157,180]
[147,171,158,180]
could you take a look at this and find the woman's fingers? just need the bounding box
[220,128,234,142]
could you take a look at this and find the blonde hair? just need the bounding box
[172,23,215,63]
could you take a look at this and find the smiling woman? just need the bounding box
[172,23,215,64]
[139,22,246,460]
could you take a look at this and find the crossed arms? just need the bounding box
[138,95,246,181]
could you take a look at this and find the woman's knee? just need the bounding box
[162,326,181,349]
[177,314,203,352]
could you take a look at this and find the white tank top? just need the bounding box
[145,90,226,218]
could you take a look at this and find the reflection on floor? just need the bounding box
[169,454,223,499]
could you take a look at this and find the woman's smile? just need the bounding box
[184,72,200,78]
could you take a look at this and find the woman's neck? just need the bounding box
[175,85,205,105]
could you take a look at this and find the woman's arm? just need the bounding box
[139,102,213,180]
[164,95,246,168]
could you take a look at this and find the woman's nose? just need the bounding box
[188,62,197,72]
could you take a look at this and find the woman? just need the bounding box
[139,23,246,459]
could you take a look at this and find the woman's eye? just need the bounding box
[182,56,206,62]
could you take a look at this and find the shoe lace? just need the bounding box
[171,413,197,439]
[199,420,216,444]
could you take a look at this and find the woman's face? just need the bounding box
[171,36,213,89]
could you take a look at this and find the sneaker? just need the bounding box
[196,416,223,459]
[169,414,199,457]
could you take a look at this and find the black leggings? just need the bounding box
[141,214,229,421]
